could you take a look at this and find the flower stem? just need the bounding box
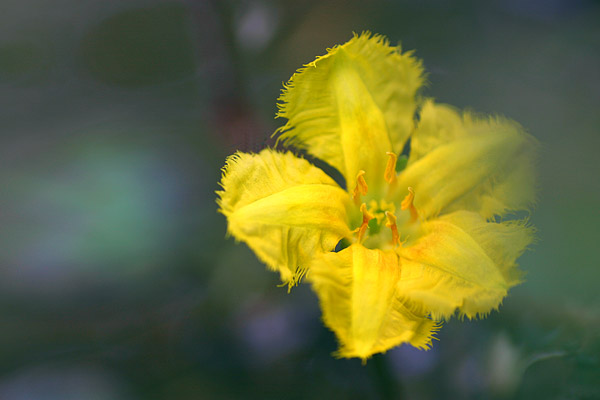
[370,354,401,400]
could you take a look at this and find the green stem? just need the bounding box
[370,354,401,400]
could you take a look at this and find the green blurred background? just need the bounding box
[1,0,599,399]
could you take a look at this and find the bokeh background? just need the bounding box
[1,0,599,399]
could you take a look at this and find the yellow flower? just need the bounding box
[217,33,537,361]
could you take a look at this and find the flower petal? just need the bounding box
[438,210,534,286]
[309,244,437,360]
[395,101,538,219]
[398,212,533,319]
[217,149,352,285]
[276,32,424,194]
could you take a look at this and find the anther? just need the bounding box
[357,203,374,243]
[400,187,419,222]
[384,152,398,184]
[384,211,400,247]
[352,170,368,205]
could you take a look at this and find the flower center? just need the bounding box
[351,152,420,250]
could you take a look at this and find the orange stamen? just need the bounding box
[400,187,419,222]
[357,203,374,243]
[384,152,398,184]
[352,170,368,205]
[385,211,400,247]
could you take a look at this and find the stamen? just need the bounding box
[385,211,400,246]
[400,187,419,222]
[357,203,374,243]
[384,152,398,184]
[352,170,368,204]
